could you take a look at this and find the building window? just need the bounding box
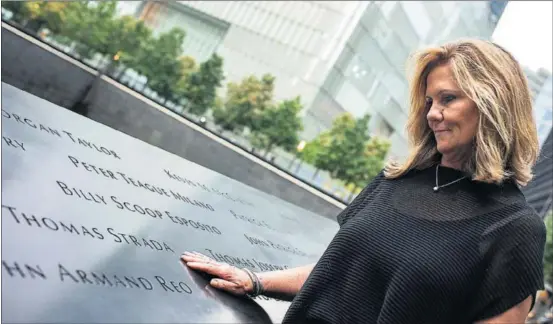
[402,1,432,40]
[380,1,396,19]
[388,4,420,49]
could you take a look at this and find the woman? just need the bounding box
[181,39,547,323]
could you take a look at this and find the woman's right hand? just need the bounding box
[181,251,253,296]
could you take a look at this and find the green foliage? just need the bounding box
[212,99,230,130]
[312,114,371,182]
[107,15,152,68]
[176,56,198,87]
[299,134,327,165]
[4,1,230,111]
[57,1,119,59]
[25,1,68,33]
[214,74,275,132]
[180,54,225,115]
[135,28,186,103]
[250,96,304,154]
[302,113,390,189]
[1,1,26,20]
[2,1,68,33]
[361,137,392,186]
[545,212,553,283]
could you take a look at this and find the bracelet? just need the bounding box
[242,268,264,297]
[242,268,257,296]
[251,270,264,296]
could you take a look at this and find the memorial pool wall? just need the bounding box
[0,23,345,220]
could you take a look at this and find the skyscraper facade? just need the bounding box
[521,70,552,218]
[304,1,501,158]
[488,0,508,27]
[129,1,502,158]
[134,1,368,104]
[533,74,553,147]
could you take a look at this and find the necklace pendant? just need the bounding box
[433,186,439,192]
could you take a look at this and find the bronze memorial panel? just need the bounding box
[1,83,339,323]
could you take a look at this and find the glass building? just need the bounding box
[522,67,552,147]
[126,1,504,159]
[305,1,503,159]
[521,69,552,218]
[533,74,553,147]
[488,0,508,27]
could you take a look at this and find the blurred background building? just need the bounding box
[525,69,553,146]
[522,70,553,218]
[303,1,505,159]
[119,1,507,159]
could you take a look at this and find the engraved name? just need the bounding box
[2,110,121,159]
[66,156,215,211]
[205,249,289,272]
[164,169,254,207]
[243,234,308,257]
[53,180,221,235]
[3,205,175,253]
[230,210,275,231]
[2,260,193,295]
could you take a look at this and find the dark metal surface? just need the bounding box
[1,83,338,323]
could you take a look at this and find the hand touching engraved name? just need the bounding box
[181,251,253,296]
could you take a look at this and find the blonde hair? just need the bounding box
[385,38,538,186]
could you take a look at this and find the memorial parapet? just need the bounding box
[1,83,339,323]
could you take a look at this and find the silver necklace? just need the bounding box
[433,164,467,192]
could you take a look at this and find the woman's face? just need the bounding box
[426,63,479,158]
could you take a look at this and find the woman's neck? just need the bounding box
[440,155,466,171]
[440,146,471,171]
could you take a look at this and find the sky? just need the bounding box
[492,1,553,72]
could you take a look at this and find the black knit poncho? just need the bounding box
[283,165,546,324]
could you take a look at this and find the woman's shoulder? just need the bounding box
[481,201,546,245]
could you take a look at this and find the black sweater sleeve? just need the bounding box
[336,170,385,227]
[472,211,546,321]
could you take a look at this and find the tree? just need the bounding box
[21,1,68,33]
[299,134,328,165]
[177,56,198,82]
[250,96,304,156]
[173,55,198,105]
[1,1,27,22]
[179,54,225,116]
[136,28,186,103]
[313,114,371,180]
[60,1,119,59]
[213,74,275,132]
[105,15,152,70]
[35,1,151,64]
[304,113,390,190]
[360,137,391,185]
[66,3,154,115]
[1,1,68,33]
